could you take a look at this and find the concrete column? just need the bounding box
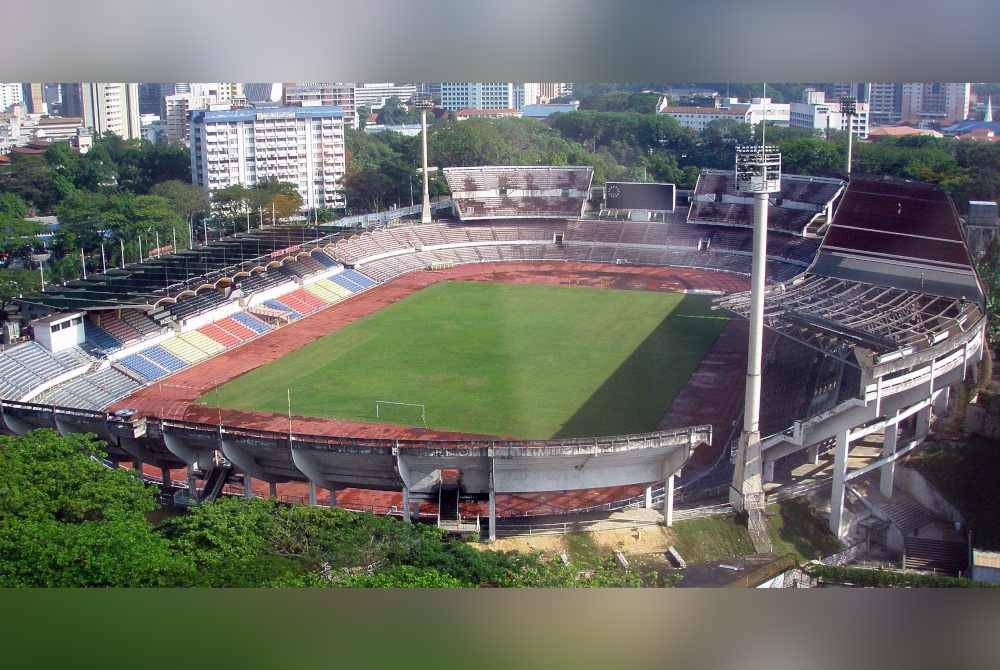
[762,459,775,484]
[644,485,653,509]
[915,405,931,440]
[880,416,899,498]
[133,459,143,475]
[806,444,820,465]
[308,481,317,507]
[160,466,172,487]
[933,386,951,418]
[402,486,411,522]
[187,465,198,502]
[829,430,850,538]
[663,474,675,527]
[329,486,337,508]
[243,475,254,500]
[268,482,278,499]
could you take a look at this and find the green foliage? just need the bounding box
[150,180,211,224]
[0,268,41,303]
[0,430,192,587]
[807,564,997,588]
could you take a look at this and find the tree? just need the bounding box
[0,430,192,587]
[151,180,211,231]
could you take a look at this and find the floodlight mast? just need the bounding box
[841,96,857,175]
[730,143,781,521]
[416,96,434,224]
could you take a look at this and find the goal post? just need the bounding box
[375,400,427,425]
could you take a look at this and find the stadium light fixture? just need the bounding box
[730,141,782,544]
[415,95,434,224]
[840,96,857,175]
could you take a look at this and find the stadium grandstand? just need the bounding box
[688,168,845,237]
[443,166,593,219]
[0,166,986,547]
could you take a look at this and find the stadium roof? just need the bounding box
[716,176,985,362]
[18,225,339,313]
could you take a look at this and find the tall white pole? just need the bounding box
[421,108,432,224]
[100,244,107,274]
[138,235,143,262]
[38,259,44,291]
[846,118,854,175]
[80,248,86,279]
[155,231,161,257]
[172,227,177,252]
[120,239,125,269]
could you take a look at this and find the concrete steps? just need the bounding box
[903,537,968,575]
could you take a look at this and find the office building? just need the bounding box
[789,90,869,139]
[868,82,904,125]
[21,83,46,114]
[439,82,516,112]
[189,105,346,210]
[353,83,417,110]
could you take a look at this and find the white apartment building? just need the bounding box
[789,90,869,139]
[657,102,750,131]
[439,82,516,111]
[901,82,971,126]
[538,83,572,102]
[283,82,357,129]
[0,83,23,112]
[353,83,417,110]
[80,83,141,139]
[189,105,346,210]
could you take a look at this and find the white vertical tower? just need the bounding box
[730,143,781,527]
[416,96,434,224]
[841,96,857,175]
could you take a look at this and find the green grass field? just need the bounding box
[200,281,728,439]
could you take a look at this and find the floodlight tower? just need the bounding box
[840,96,857,175]
[415,96,434,224]
[730,143,781,519]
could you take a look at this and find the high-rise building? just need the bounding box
[244,83,283,104]
[59,83,84,118]
[538,82,573,102]
[901,82,971,126]
[789,89,869,139]
[0,83,23,112]
[78,83,141,139]
[439,82,516,111]
[138,83,169,116]
[283,82,357,129]
[515,83,541,110]
[162,84,247,145]
[189,105,346,210]
[867,82,904,125]
[21,83,46,114]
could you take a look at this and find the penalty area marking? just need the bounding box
[375,400,427,425]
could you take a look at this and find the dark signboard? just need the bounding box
[604,182,676,212]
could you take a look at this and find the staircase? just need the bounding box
[903,537,968,575]
[200,463,234,503]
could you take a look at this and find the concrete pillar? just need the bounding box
[806,444,820,465]
[268,482,278,499]
[187,465,198,502]
[880,416,899,498]
[762,459,775,484]
[915,405,931,440]
[933,386,951,418]
[402,486,411,522]
[160,466,171,487]
[644,485,653,509]
[308,481,317,507]
[243,475,254,500]
[663,474,675,527]
[328,486,337,508]
[829,430,850,538]
[133,459,143,475]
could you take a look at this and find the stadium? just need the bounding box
[0,164,986,548]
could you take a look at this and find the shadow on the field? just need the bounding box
[552,293,728,439]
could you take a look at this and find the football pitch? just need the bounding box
[200,280,728,439]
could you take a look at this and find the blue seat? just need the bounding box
[232,312,272,334]
[142,346,186,372]
[120,354,167,381]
